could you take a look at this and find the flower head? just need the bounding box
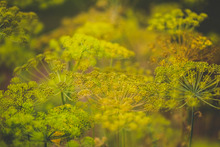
[155,61,220,109]
[77,69,151,131]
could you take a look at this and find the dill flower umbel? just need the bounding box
[154,61,220,147]
[30,104,94,146]
[49,33,135,69]
[148,9,208,35]
[13,53,77,104]
[0,1,43,68]
[77,69,150,131]
[147,9,218,63]
[154,61,220,109]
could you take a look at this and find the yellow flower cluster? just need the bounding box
[190,35,212,50]
[147,9,218,64]
[95,111,150,131]
[13,53,77,104]
[49,33,135,69]
[149,32,218,63]
[148,9,207,35]
[155,61,220,109]
[76,70,151,131]
[100,40,135,59]
[76,21,116,40]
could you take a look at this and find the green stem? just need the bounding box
[73,49,85,71]
[127,131,133,147]
[180,103,184,142]
[110,58,113,67]
[189,106,195,147]
[28,134,31,147]
[68,61,72,71]
[122,129,125,147]
[92,127,95,147]
[44,142,47,147]
[116,130,119,147]
[61,92,65,105]
[148,124,157,147]
[93,127,95,139]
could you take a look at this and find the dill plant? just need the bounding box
[154,61,220,146]
[13,33,135,107]
[13,53,75,105]
[49,33,134,68]
[8,33,138,146]
[1,1,220,146]
[0,1,38,41]
[75,68,152,147]
[13,34,103,104]
[0,78,95,147]
[0,1,43,68]
[147,9,218,63]
[78,69,151,130]
[76,21,117,40]
[35,0,151,63]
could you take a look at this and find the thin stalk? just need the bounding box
[180,106,184,141]
[68,61,72,71]
[116,118,120,147]
[122,129,125,147]
[93,127,95,139]
[148,125,157,147]
[44,142,47,147]
[73,49,85,71]
[189,106,195,147]
[61,92,65,105]
[104,128,110,147]
[110,58,113,67]
[127,131,133,147]
[43,130,48,147]
[117,130,119,147]
[28,134,31,147]
[40,60,50,74]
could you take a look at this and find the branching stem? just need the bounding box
[61,92,65,105]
